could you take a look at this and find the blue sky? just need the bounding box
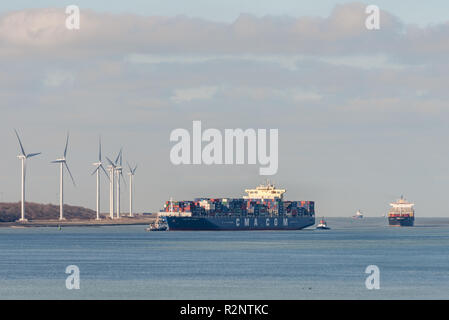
[1,0,449,26]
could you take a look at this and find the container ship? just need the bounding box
[388,196,415,227]
[159,182,315,231]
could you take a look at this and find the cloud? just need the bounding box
[291,90,322,102]
[43,70,75,87]
[171,86,219,103]
[126,53,409,71]
[0,3,447,63]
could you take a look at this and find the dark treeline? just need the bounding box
[0,202,96,222]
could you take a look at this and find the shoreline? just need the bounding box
[0,215,156,228]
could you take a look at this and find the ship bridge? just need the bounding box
[243,181,286,200]
[389,196,415,216]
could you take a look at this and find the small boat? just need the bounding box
[316,218,330,230]
[352,210,364,219]
[146,217,168,232]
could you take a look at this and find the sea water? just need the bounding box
[0,217,448,299]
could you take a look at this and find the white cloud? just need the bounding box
[126,53,302,70]
[43,70,75,87]
[171,86,219,103]
[126,53,410,71]
[291,90,322,102]
[0,3,446,63]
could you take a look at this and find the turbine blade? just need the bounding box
[26,152,41,159]
[92,166,100,176]
[115,148,122,165]
[100,165,110,181]
[99,136,102,161]
[64,162,76,186]
[14,129,26,156]
[105,156,115,167]
[64,132,69,158]
[127,161,132,172]
[133,165,138,174]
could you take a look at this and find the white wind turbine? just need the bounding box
[107,161,115,219]
[14,129,41,222]
[52,133,76,220]
[114,150,126,219]
[91,137,109,220]
[106,149,122,219]
[127,162,137,217]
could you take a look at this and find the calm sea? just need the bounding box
[0,217,448,300]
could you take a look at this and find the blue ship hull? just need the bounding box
[165,215,315,231]
[388,216,414,227]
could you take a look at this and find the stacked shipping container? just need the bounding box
[162,198,314,217]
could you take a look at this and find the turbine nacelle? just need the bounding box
[127,162,137,176]
[106,157,116,169]
[52,133,76,187]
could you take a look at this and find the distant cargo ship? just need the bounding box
[159,182,315,231]
[388,196,415,227]
[352,210,364,219]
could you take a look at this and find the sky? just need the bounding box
[1,0,449,26]
[0,1,449,217]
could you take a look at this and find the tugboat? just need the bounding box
[352,210,364,219]
[316,217,330,230]
[146,216,168,231]
[388,196,415,227]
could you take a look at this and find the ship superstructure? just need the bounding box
[243,181,286,200]
[352,210,364,219]
[388,196,415,227]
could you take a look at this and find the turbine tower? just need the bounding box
[108,164,115,219]
[127,162,137,217]
[114,150,126,219]
[14,129,41,222]
[92,136,109,220]
[52,133,76,220]
[106,149,122,219]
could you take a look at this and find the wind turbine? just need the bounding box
[107,162,115,219]
[91,136,109,220]
[52,133,76,220]
[127,162,137,217]
[106,149,122,219]
[114,150,126,219]
[14,129,41,222]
